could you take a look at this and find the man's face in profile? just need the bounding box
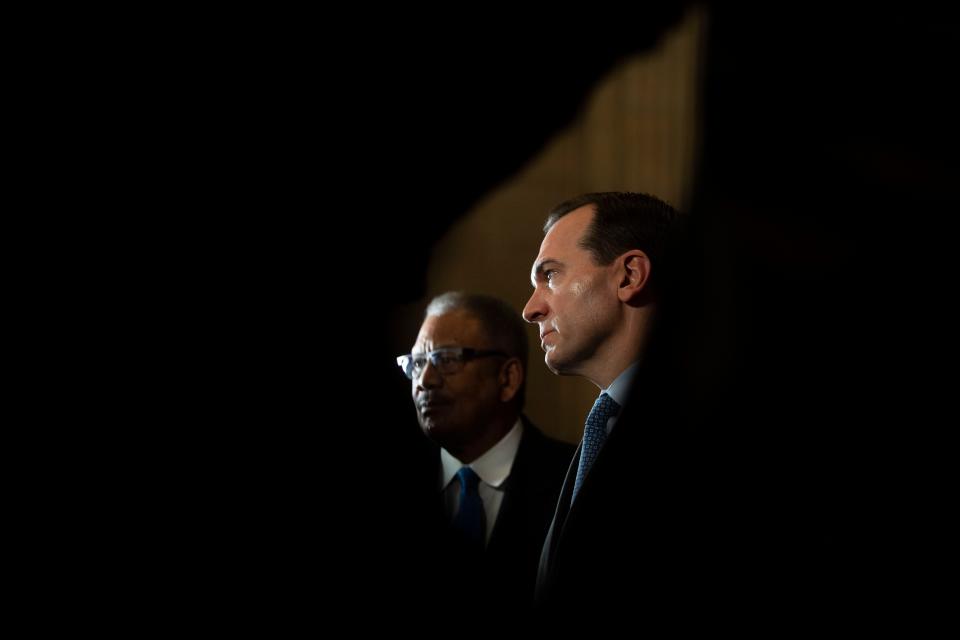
[411,310,503,452]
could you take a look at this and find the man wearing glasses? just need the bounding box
[397,291,573,617]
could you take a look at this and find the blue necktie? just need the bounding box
[452,467,485,548]
[572,393,621,502]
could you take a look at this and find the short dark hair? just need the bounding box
[426,292,528,407]
[544,192,682,272]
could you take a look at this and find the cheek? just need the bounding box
[551,283,584,323]
[568,280,608,330]
[456,373,497,401]
[564,281,593,323]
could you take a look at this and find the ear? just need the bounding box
[499,358,524,403]
[616,250,652,303]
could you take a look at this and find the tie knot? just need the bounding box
[587,393,621,430]
[457,466,480,491]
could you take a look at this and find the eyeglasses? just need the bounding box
[396,347,509,380]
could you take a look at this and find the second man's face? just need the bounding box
[523,206,619,378]
[410,310,504,451]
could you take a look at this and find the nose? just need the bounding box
[523,288,547,324]
[414,358,442,392]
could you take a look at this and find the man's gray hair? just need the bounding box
[426,291,528,373]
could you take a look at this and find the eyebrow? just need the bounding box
[530,258,562,287]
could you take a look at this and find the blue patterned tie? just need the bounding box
[452,467,485,548]
[572,393,621,502]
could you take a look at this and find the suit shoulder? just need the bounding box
[520,418,576,465]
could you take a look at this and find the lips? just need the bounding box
[540,329,556,349]
[418,397,451,414]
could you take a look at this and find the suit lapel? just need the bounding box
[537,440,581,589]
[486,471,515,554]
[541,412,632,573]
[489,420,548,553]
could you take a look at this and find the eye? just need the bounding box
[437,354,459,367]
[545,270,558,284]
[412,356,428,370]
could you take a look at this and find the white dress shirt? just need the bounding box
[439,418,524,547]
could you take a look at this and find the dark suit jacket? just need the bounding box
[534,385,742,623]
[534,364,862,626]
[535,400,640,614]
[426,416,573,619]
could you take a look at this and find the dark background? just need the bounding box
[73,3,956,628]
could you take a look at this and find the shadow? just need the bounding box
[108,3,955,629]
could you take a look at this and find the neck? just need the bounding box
[583,305,653,389]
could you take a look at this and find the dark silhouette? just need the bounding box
[520,191,684,616]
[110,3,954,631]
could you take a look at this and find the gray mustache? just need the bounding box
[417,394,448,409]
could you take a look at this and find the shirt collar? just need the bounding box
[440,418,524,490]
[602,360,641,407]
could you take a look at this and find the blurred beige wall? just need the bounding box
[397,7,705,443]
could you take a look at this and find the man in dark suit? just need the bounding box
[398,291,574,618]
[522,192,687,618]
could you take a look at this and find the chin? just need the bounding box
[422,419,451,439]
[418,416,438,434]
[546,351,581,378]
[544,352,564,375]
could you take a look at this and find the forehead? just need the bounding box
[538,205,595,258]
[414,310,485,349]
